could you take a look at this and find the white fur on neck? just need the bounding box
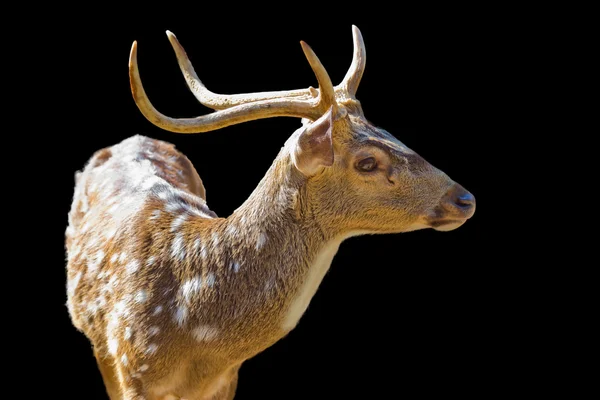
[281,236,347,331]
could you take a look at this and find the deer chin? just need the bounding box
[428,219,467,232]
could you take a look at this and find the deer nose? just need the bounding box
[441,184,476,218]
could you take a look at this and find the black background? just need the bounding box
[33,10,522,399]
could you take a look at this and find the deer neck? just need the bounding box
[226,158,342,331]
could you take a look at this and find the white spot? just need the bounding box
[87,250,104,279]
[96,295,107,308]
[148,326,160,337]
[65,225,75,238]
[135,290,148,303]
[170,214,187,232]
[121,354,128,366]
[131,372,141,379]
[139,364,149,372]
[192,238,201,251]
[211,232,220,247]
[205,273,215,287]
[108,203,119,214]
[86,302,99,315]
[171,233,186,260]
[105,227,118,240]
[181,276,202,302]
[67,271,82,298]
[192,325,219,342]
[118,252,128,263]
[146,344,158,355]
[146,256,156,266]
[126,259,140,275]
[141,175,164,191]
[81,221,92,233]
[103,275,118,294]
[231,261,240,273]
[226,224,238,237]
[200,245,208,260]
[158,191,169,200]
[165,201,184,213]
[150,209,162,220]
[174,305,188,326]
[115,300,130,317]
[124,327,132,340]
[108,338,119,355]
[153,305,163,315]
[110,253,118,263]
[256,232,267,250]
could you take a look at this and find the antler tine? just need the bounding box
[129,41,322,133]
[338,25,366,97]
[299,41,337,114]
[166,31,315,110]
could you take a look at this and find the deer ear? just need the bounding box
[292,107,334,176]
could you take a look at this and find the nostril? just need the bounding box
[455,192,475,208]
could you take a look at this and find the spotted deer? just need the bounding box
[66,26,476,400]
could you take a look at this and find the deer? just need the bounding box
[65,26,476,400]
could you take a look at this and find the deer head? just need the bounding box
[129,26,475,239]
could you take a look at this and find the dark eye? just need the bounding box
[356,157,378,172]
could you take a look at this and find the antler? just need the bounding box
[130,32,336,134]
[336,25,367,99]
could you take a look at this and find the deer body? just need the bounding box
[66,27,475,399]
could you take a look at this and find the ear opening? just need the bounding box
[292,106,334,176]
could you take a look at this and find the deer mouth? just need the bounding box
[428,219,468,232]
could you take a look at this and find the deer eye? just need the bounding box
[356,157,378,172]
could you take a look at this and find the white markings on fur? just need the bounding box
[81,221,91,233]
[110,253,118,264]
[146,256,155,267]
[200,244,208,260]
[126,259,140,275]
[193,238,201,252]
[139,364,149,372]
[192,325,219,342]
[124,326,132,341]
[170,214,187,232]
[135,290,148,303]
[212,232,220,247]
[182,276,202,302]
[171,233,186,260]
[105,227,117,240]
[174,305,188,326]
[108,338,119,355]
[65,225,75,238]
[256,232,267,250]
[118,252,128,264]
[121,354,128,366]
[282,239,342,331]
[231,261,240,273]
[205,273,215,287]
[153,305,163,316]
[67,271,82,298]
[148,326,160,337]
[150,209,161,220]
[226,223,238,237]
[146,344,158,355]
[103,275,118,294]
[141,175,164,191]
[165,202,184,213]
[158,191,169,200]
